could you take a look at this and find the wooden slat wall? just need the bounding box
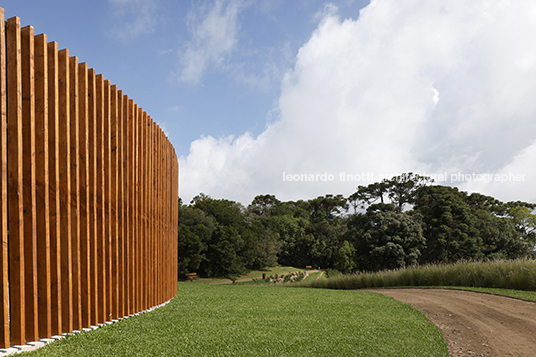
[0,7,179,348]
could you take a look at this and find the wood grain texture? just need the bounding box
[7,17,26,345]
[0,8,10,348]
[78,62,90,328]
[69,55,81,331]
[127,99,135,316]
[95,74,106,324]
[121,93,129,318]
[58,48,72,334]
[35,32,52,339]
[110,84,118,320]
[104,80,112,321]
[21,25,39,343]
[87,68,98,327]
[47,40,62,337]
[116,90,124,319]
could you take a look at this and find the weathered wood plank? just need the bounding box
[135,105,141,313]
[140,111,146,311]
[110,84,118,320]
[0,8,10,348]
[21,25,39,343]
[7,16,26,346]
[87,68,98,326]
[95,74,106,324]
[58,48,72,334]
[147,118,153,308]
[47,40,62,337]
[121,93,129,318]
[127,99,136,316]
[164,139,170,300]
[155,127,161,304]
[35,32,52,339]
[116,90,125,317]
[116,90,124,318]
[78,62,91,328]
[69,56,81,331]
[103,80,112,321]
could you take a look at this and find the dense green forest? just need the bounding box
[178,173,536,278]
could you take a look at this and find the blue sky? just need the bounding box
[5,1,536,206]
[4,0,366,157]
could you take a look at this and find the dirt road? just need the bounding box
[367,289,536,356]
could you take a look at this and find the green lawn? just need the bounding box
[194,266,305,284]
[303,271,322,282]
[25,283,449,356]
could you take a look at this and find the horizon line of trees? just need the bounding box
[179,173,536,278]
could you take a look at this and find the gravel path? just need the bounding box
[366,288,536,356]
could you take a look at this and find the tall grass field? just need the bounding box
[299,258,536,291]
[25,283,449,356]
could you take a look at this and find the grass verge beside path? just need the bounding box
[24,283,449,356]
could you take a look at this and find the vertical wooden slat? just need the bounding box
[165,140,169,300]
[157,126,162,304]
[127,99,135,316]
[103,80,112,321]
[117,90,124,318]
[7,16,26,346]
[35,32,52,339]
[21,25,39,343]
[78,62,90,328]
[152,126,158,305]
[58,48,72,334]
[154,127,159,305]
[147,118,153,308]
[164,139,169,300]
[137,107,143,312]
[162,135,167,302]
[140,111,146,311]
[156,127,161,304]
[95,74,105,324]
[0,8,10,348]
[134,105,140,313]
[162,129,166,303]
[122,94,129,318]
[87,69,98,326]
[110,84,118,320]
[69,56,81,331]
[47,41,62,336]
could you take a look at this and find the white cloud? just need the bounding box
[110,0,157,40]
[177,0,244,85]
[180,0,536,205]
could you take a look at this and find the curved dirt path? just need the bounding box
[366,289,536,356]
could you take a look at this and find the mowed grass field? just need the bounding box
[25,283,448,356]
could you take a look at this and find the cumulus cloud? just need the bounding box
[179,0,536,205]
[109,0,157,40]
[177,0,244,85]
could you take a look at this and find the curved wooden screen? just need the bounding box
[0,7,179,348]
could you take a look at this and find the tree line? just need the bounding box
[178,173,536,278]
